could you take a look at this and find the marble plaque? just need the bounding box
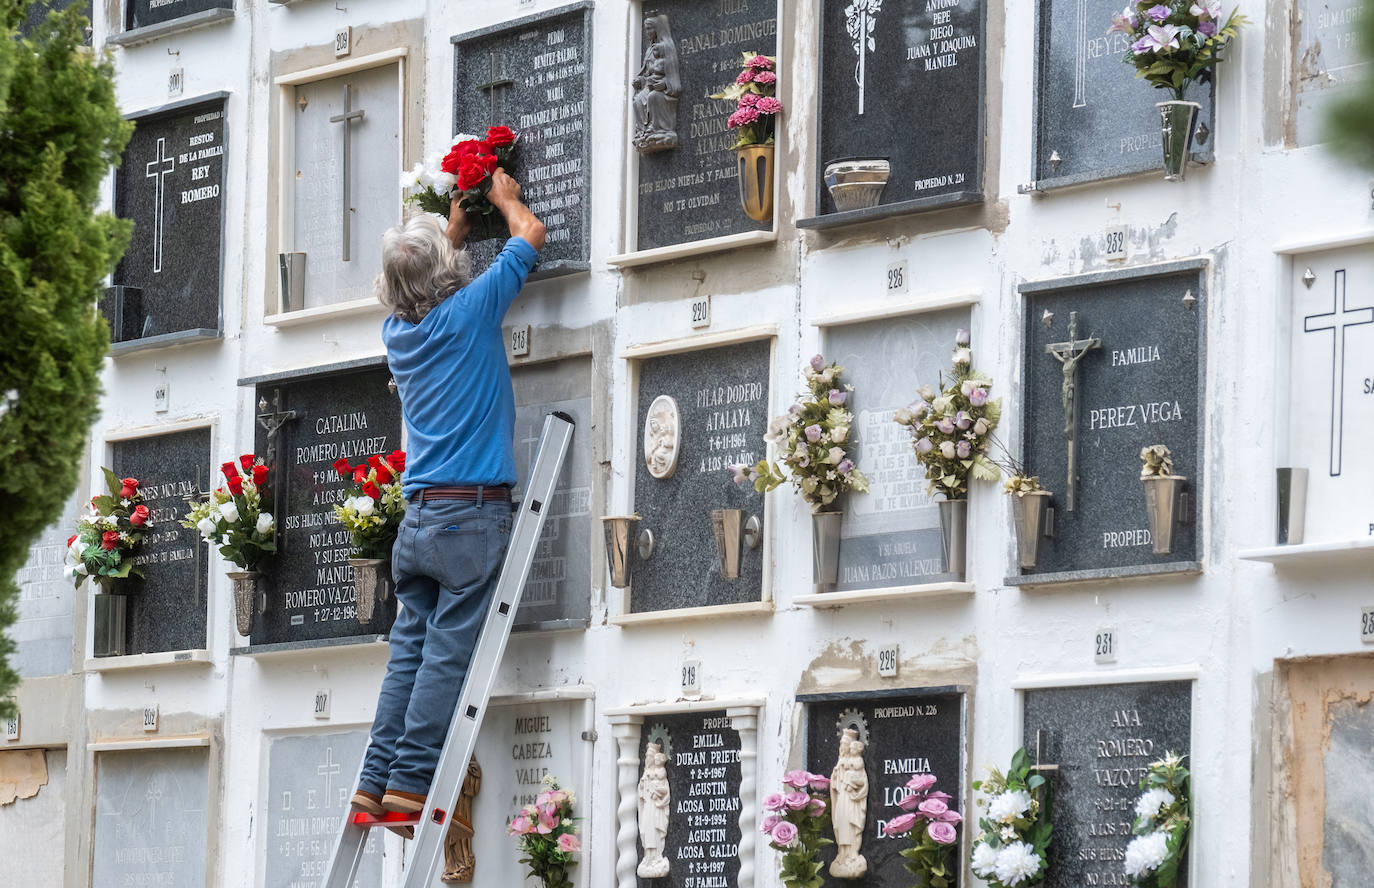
[633,0,778,251]
[802,690,966,888]
[636,710,743,888]
[93,746,209,888]
[1284,248,1374,542]
[1018,263,1206,577]
[631,340,770,613]
[824,310,970,590]
[1321,694,1374,884]
[1023,681,1192,888]
[1033,0,1215,185]
[11,489,81,676]
[452,3,592,276]
[512,358,593,630]
[265,730,381,887]
[291,64,400,310]
[111,427,212,655]
[125,0,230,30]
[1295,0,1370,146]
[109,95,225,343]
[816,0,984,214]
[252,365,402,645]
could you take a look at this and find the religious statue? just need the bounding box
[829,729,869,879]
[441,759,482,883]
[643,395,681,479]
[636,742,671,878]
[631,15,682,153]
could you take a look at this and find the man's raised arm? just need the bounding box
[486,168,546,250]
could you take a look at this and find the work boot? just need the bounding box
[383,789,474,838]
[351,789,383,814]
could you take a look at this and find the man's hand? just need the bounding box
[446,193,473,250]
[487,168,546,251]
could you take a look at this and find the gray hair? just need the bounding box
[375,214,471,323]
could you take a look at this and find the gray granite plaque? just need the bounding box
[18,0,91,40]
[1017,262,1206,579]
[1023,681,1192,888]
[1322,694,1374,885]
[633,0,777,252]
[11,489,81,677]
[1033,0,1216,186]
[111,427,212,655]
[252,365,402,645]
[631,340,769,613]
[815,0,984,216]
[1295,0,1370,146]
[125,0,231,31]
[512,358,592,630]
[109,95,226,346]
[452,3,592,277]
[801,690,966,888]
[824,310,970,590]
[266,730,381,887]
[93,746,209,888]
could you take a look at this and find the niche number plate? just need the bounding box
[681,659,702,695]
[886,260,908,295]
[1094,627,1118,664]
[1104,225,1128,262]
[690,296,711,329]
[877,645,899,678]
[1361,607,1374,644]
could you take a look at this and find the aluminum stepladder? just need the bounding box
[321,412,575,888]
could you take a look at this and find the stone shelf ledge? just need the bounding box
[1005,561,1203,589]
[607,229,776,269]
[1237,538,1374,568]
[84,649,212,673]
[106,7,235,47]
[796,191,983,231]
[263,297,385,329]
[1016,154,1213,195]
[110,328,221,357]
[230,634,388,660]
[88,733,211,752]
[793,582,974,608]
[610,600,773,627]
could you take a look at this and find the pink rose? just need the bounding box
[760,814,782,834]
[918,798,949,818]
[783,770,812,789]
[807,798,827,816]
[557,833,582,853]
[938,809,963,824]
[897,792,924,812]
[509,816,534,836]
[783,791,810,811]
[927,821,959,845]
[883,813,919,836]
[771,821,799,847]
[537,803,559,834]
[808,774,831,792]
[763,792,785,811]
[926,790,952,803]
[905,774,938,793]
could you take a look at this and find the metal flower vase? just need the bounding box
[735,144,774,222]
[812,510,843,592]
[601,515,641,589]
[226,570,260,636]
[1011,491,1053,570]
[93,591,127,658]
[1276,468,1308,545]
[349,558,390,625]
[938,499,968,580]
[711,509,743,580]
[1142,476,1187,555]
[1157,100,1201,181]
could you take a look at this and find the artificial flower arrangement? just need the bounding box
[881,773,963,888]
[332,451,407,559]
[1140,444,1174,478]
[1124,752,1190,887]
[64,469,153,591]
[732,355,869,511]
[401,126,519,237]
[969,748,1053,888]
[709,52,783,149]
[761,770,833,888]
[1109,1,1247,100]
[508,776,581,888]
[894,330,1002,502]
[182,455,276,571]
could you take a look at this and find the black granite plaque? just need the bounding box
[1023,681,1192,888]
[452,3,592,277]
[17,0,92,40]
[512,358,592,630]
[110,95,225,345]
[633,0,777,252]
[631,340,769,613]
[1033,0,1215,186]
[251,366,402,645]
[125,0,231,31]
[636,710,743,888]
[111,427,212,655]
[816,0,984,216]
[1017,262,1206,579]
[802,690,965,888]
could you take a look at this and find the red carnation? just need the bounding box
[476,153,498,174]
[67,534,77,547]
[455,157,489,192]
[120,477,140,498]
[333,457,352,478]
[227,475,244,496]
[362,481,382,500]
[440,139,492,174]
[239,454,255,472]
[129,504,150,527]
[252,464,269,486]
[100,531,120,551]
[221,461,239,480]
[375,464,394,484]
[354,467,369,485]
[366,455,382,469]
[485,125,516,147]
[389,450,406,472]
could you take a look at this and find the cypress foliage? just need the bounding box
[1326,0,1374,168]
[0,0,131,712]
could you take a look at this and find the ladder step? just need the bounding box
[349,811,421,828]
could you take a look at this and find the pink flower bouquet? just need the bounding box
[710,52,782,149]
[508,777,580,888]
[883,772,964,888]
[762,770,832,888]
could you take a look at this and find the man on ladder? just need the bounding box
[353,169,546,838]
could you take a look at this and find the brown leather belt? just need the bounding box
[411,485,511,504]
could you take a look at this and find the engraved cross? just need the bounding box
[1046,310,1100,513]
[317,746,342,803]
[477,51,514,127]
[329,84,366,262]
[144,137,177,274]
[1304,269,1373,476]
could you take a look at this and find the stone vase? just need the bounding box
[938,499,968,580]
[1142,476,1187,555]
[711,508,743,580]
[1157,100,1201,181]
[811,509,843,592]
[226,570,260,637]
[735,144,774,222]
[348,558,390,625]
[1011,490,1053,570]
[823,158,890,211]
[1276,468,1308,545]
[93,591,127,658]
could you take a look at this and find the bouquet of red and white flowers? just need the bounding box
[508,776,581,888]
[332,450,406,559]
[401,126,519,238]
[181,455,276,571]
[65,468,154,591]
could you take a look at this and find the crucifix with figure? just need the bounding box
[144,137,176,274]
[476,50,514,126]
[329,83,366,262]
[1304,269,1373,476]
[1046,311,1100,513]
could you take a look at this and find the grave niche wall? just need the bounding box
[18,0,91,39]
[124,0,230,31]
[12,489,82,676]
[93,746,210,888]
[1293,0,1370,146]
[0,749,67,882]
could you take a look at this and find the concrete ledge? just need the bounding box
[512,618,589,634]
[811,290,981,327]
[89,733,211,752]
[1016,152,1214,195]
[1005,561,1203,588]
[230,634,388,659]
[110,328,220,357]
[84,649,212,673]
[106,7,235,47]
[529,261,591,282]
[793,582,974,608]
[263,296,384,328]
[1238,538,1374,568]
[608,229,776,269]
[610,600,773,627]
[796,191,983,231]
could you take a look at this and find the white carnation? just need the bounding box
[988,789,1032,824]
[1124,831,1170,878]
[993,841,1041,886]
[1134,788,1176,821]
[354,497,375,517]
[970,842,999,877]
[196,517,217,537]
[217,501,239,524]
[432,171,457,194]
[256,513,274,535]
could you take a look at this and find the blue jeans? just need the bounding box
[359,496,512,796]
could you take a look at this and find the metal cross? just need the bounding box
[476,51,514,126]
[144,137,177,274]
[1072,0,1088,108]
[329,83,366,262]
[257,388,298,533]
[1046,311,1100,513]
[1304,269,1373,476]
[1031,728,1059,774]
